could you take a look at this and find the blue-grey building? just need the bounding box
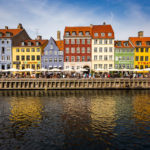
[42,37,64,69]
[0,24,30,70]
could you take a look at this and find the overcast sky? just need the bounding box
[0,0,150,40]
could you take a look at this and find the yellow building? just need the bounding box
[129,31,150,69]
[12,36,48,71]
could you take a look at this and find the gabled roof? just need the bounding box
[129,37,150,47]
[92,25,114,39]
[64,26,92,37]
[56,40,64,51]
[0,29,23,38]
[115,40,134,48]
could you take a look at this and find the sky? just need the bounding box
[0,0,150,40]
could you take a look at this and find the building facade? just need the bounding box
[12,36,48,70]
[0,24,30,70]
[114,41,134,69]
[91,23,115,71]
[129,31,150,69]
[64,26,92,72]
[41,37,64,69]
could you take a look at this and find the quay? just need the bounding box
[0,78,149,90]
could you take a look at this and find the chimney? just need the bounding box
[17,23,23,29]
[5,26,8,29]
[90,24,93,27]
[57,30,61,41]
[37,35,42,40]
[103,22,106,25]
[138,31,143,37]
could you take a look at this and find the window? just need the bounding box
[99,64,103,69]
[32,64,35,69]
[101,33,105,36]
[136,41,142,46]
[71,39,75,44]
[66,56,69,62]
[99,39,102,44]
[7,48,10,52]
[65,32,70,36]
[21,48,25,52]
[16,48,19,52]
[6,32,11,37]
[140,56,143,61]
[140,65,143,69]
[0,33,2,37]
[1,56,4,60]
[131,56,134,61]
[26,64,30,68]
[85,31,90,36]
[99,47,102,52]
[77,47,80,53]
[104,39,107,44]
[71,56,75,62]
[104,64,107,69]
[49,58,52,62]
[126,64,130,69]
[94,47,97,52]
[87,39,90,44]
[31,48,35,52]
[65,39,69,44]
[94,55,97,60]
[136,48,139,52]
[71,48,75,53]
[79,31,83,36]
[109,39,112,44]
[82,39,85,44]
[7,64,10,69]
[135,56,139,61]
[146,41,150,46]
[66,48,69,54]
[16,55,20,61]
[109,47,112,52]
[115,64,118,69]
[127,56,129,60]
[82,47,85,53]
[28,42,31,46]
[146,48,149,52]
[104,47,107,52]
[99,55,102,60]
[87,56,91,61]
[109,55,112,60]
[119,56,122,61]
[94,39,97,44]
[94,64,97,69]
[145,56,148,61]
[26,48,30,52]
[141,48,144,52]
[22,55,25,61]
[49,50,52,55]
[37,55,40,60]
[32,55,35,60]
[36,42,39,46]
[45,51,48,55]
[94,33,98,37]
[54,51,57,55]
[59,58,62,62]
[7,56,10,60]
[104,55,108,60]
[145,65,148,68]
[77,56,80,62]
[59,51,63,55]
[130,64,134,69]
[87,47,90,53]
[109,64,113,69]
[37,48,40,52]
[108,33,112,36]
[77,39,80,44]
[50,44,53,49]
[54,58,57,62]
[26,55,30,61]
[115,56,118,61]
[72,31,76,36]
[82,56,85,62]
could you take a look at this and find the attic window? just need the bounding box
[101,33,105,37]
[118,42,121,46]
[124,42,129,46]
[136,41,142,46]
[36,41,40,46]
[28,42,32,46]
[0,32,2,37]
[94,33,98,37]
[79,31,83,36]
[6,32,11,37]
[50,43,53,49]
[72,31,76,36]
[21,42,25,46]
[146,41,150,46]
[65,32,70,36]
[85,31,90,36]
[108,33,112,36]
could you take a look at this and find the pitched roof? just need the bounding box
[92,25,114,39]
[0,29,23,38]
[64,26,92,36]
[56,40,64,51]
[16,39,48,47]
[115,40,134,48]
[129,37,150,47]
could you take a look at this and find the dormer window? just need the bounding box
[136,41,142,46]
[124,42,129,46]
[118,41,121,46]
[36,41,40,46]
[6,32,11,37]
[72,31,76,36]
[21,42,25,46]
[79,31,83,36]
[94,33,98,37]
[65,32,70,36]
[85,31,90,36]
[0,32,2,37]
[146,41,150,46]
[108,33,112,36]
[28,42,32,46]
[101,33,105,37]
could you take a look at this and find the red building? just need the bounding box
[63,26,92,72]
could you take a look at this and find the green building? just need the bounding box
[114,41,134,69]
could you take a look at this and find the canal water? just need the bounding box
[0,90,150,150]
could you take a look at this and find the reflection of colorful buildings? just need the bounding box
[129,31,150,69]
[12,36,48,70]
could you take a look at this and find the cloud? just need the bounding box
[0,0,149,40]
